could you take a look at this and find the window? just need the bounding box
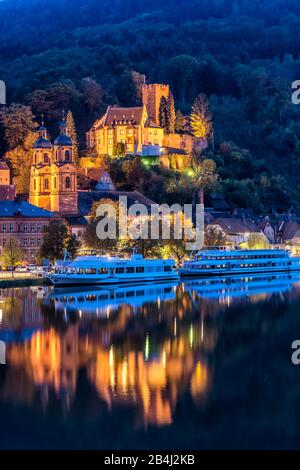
[164,266,172,272]
[65,150,70,161]
[37,238,41,246]
[44,179,49,190]
[54,177,56,189]
[120,130,125,135]
[43,153,49,164]
[2,224,6,233]
[9,224,14,233]
[154,130,157,135]
[126,266,134,273]
[65,177,71,189]
[116,267,124,274]
[2,238,6,246]
[136,266,144,273]
[30,224,35,233]
[109,139,113,145]
[34,179,37,191]
[24,224,28,233]
[85,268,97,274]
[30,238,35,247]
[37,224,41,233]
[98,267,108,275]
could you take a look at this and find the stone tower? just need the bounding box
[29,120,78,215]
[142,83,170,126]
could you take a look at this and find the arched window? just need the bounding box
[54,177,56,189]
[65,176,71,189]
[43,153,49,164]
[34,179,36,191]
[65,150,71,161]
[44,178,49,190]
[56,150,59,161]
[34,153,37,164]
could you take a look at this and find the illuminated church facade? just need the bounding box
[29,120,78,215]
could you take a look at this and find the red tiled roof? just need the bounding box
[104,106,144,126]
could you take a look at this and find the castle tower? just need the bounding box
[29,124,53,210]
[142,83,170,126]
[50,120,78,215]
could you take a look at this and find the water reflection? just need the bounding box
[1,274,300,447]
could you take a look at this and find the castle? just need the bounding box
[29,120,78,215]
[86,83,194,161]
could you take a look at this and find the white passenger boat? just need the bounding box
[179,248,300,277]
[48,281,178,315]
[47,252,179,286]
[183,272,300,299]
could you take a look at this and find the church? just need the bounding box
[29,120,78,215]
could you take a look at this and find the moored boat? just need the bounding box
[179,248,300,277]
[47,252,179,286]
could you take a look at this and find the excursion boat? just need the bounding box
[183,272,300,299]
[47,252,179,286]
[49,282,178,315]
[179,248,300,277]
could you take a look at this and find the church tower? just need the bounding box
[29,124,53,210]
[50,120,78,214]
[29,119,78,215]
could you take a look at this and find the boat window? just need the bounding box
[126,266,135,273]
[146,266,154,272]
[116,267,124,274]
[98,267,108,275]
[136,266,145,273]
[85,268,96,274]
[164,266,172,272]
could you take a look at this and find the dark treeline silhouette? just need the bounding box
[1,0,300,211]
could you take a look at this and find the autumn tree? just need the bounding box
[66,110,79,163]
[204,226,226,247]
[2,238,24,276]
[0,104,37,150]
[84,199,120,253]
[243,233,269,250]
[39,220,80,262]
[5,132,36,194]
[190,93,213,139]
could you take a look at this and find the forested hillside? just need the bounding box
[1,0,300,211]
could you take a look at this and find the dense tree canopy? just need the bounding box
[1,0,300,211]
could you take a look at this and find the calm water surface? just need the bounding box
[1,274,300,449]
